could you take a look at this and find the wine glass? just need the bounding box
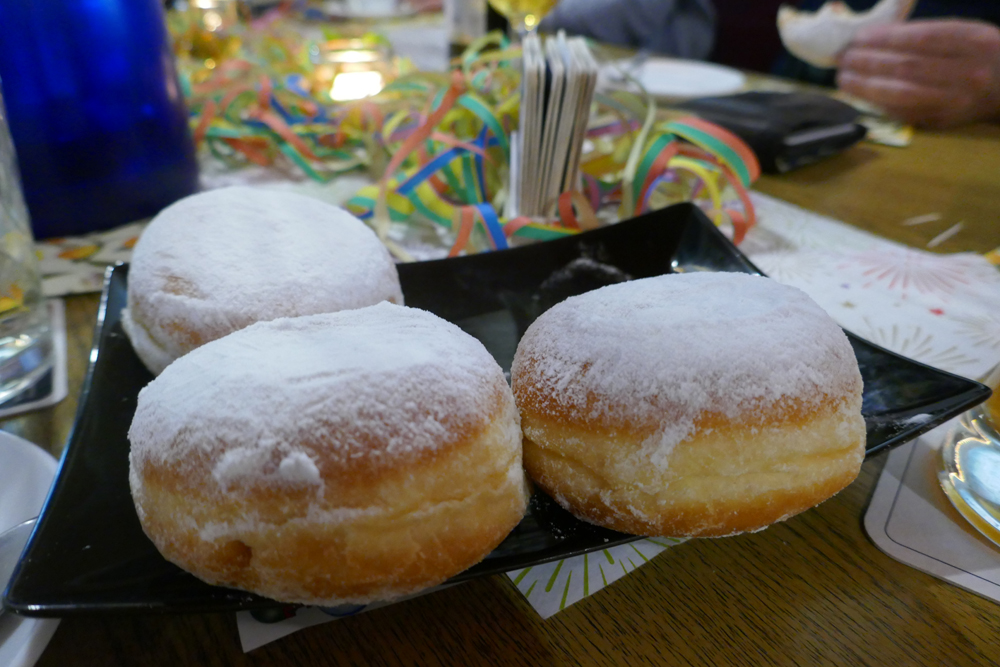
[939,362,1000,546]
[487,0,559,40]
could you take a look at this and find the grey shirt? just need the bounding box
[540,0,716,59]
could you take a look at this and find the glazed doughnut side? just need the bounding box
[511,272,866,537]
[123,186,403,374]
[129,304,529,604]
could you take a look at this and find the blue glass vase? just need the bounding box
[0,0,199,238]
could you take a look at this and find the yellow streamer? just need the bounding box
[666,157,724,225]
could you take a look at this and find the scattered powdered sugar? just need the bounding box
[120,305,175,376]
[512,273,862,467]
[125,186,403,373]
[211,447,322,491]
[277,451,322,483]
[129,303,508,490]
[196,506,383,543]
[901,413,932,426]
[212,447,274,489]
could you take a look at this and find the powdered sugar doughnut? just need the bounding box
[511,272,865,538]
[122,186,403,375]
[128,303,529,605]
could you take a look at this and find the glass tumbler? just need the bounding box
[0,0,199,239]
[0,84,52,405]
[940,363,1000,546]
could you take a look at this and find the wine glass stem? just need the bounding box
[508,14,530,42]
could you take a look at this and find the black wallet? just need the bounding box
[677,92,867,173]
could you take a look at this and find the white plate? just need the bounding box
[0,431,59,667]
[636,57,746,101]
[321,0,416,20]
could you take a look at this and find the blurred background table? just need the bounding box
[1,116,997,665]
[2,2,1000,657]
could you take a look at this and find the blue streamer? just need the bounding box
[285,74,312,98]
[395,135,500,196]
[475,203,508,250]
[269,94,296,125]
[397,147,465,195]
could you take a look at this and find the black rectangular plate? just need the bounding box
[4,203,990,616]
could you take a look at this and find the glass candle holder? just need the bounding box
[311,39,394,102]
[176,0,243,65]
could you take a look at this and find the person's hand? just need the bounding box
[836,20,1000,128]
[406,0,442,11]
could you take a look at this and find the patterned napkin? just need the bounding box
[743,192,1000,381]
[505,538,683,619]
[36,222,147,297]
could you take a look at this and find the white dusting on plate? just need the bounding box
[901,413,932,426]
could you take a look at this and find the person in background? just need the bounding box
[836,20,1000,128]
[539,0,716,60]
[546,0,1000,128]
[776,1,1000,128]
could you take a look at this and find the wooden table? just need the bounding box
[4,123,1000,666]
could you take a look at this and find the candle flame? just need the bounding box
[330,71,385,101]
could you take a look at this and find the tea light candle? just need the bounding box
[330,70,385,101]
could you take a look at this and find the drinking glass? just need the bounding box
[0,87,52,405]
[0,0,199,239]
[486,0,559,40]
[174,0,243,64]
[939,363,1000,546]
